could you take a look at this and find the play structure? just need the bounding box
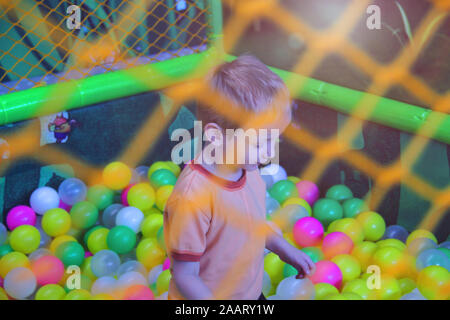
[0,0,448,300]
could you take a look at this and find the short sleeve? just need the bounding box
[164,195,210,262]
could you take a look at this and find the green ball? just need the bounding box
[268,180,299,204]
[313,198,343,228]
[156,226,165,252]
[0,244,13,258]
[326,185,353,202]
[437,247,450,259]
[149,169,177,189]
[301,246,324,263]
[64,274,92,292]
[70,201,99,229]
[35,284,66,300]
[87,185,114,210]
[342,198,369,218]
[107,225,136,254]
[55,241,85,267]
[83,225,104,246]
[283,263,297,278]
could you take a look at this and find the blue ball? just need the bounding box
[416,248,450,272]
[382,225,409,243]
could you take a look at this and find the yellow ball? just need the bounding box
[164,161,181,177]
[281,197,312,216]
[127,183,155,211]
[283,232,301,249]
[371,246,408,278]
[35,284,66,300]
[314,283,339,300]
[87,228,109,254]
[64,289,92,300]
[136,238,165,270]
[0,252,30,278]
[148,162,174,179]
[92,293,115,300]
[406,229,438,246]
[352,241,377,270]
[42,208,71,237]
[372,275,402,300]
[287,176,301,184]
[398,277,416,295]
[356,211,386,242]
[141,214,164,239]
[81,256,97,281]
[341,292,362,300]
[324,293,348,300]
[156,185,174,211]
[342,278,373,300]
[50,235,77,253]
[376,238,406,251]
[328,218,364,244]
[156,269,172,295]
[103,162,132,190]
[331,254,361,282]
[417,265,450,300]
[264,253,285,286]
[9,225,40,254]
[0,288,8,300]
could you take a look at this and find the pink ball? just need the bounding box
[322,232,353,259]
[59,200,72,211]
[85,251,93,258]
[293,217,324,247]
[121,184,135,206]
[296,181,319,206]
[309,260,343,289]
[123,284,154,300]
[31,255,65,286]
[162,258,171,271]
[6,205,36,230]
[0,276,3,288]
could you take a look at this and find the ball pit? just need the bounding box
[0,161,448,301]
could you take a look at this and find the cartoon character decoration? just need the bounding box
[48,114,78,144]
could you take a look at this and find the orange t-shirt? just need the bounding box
[164,162,270,300]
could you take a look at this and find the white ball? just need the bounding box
[91,276,117,295]
[29,186,60,215]
[115,206,144,233]
[4,267,37,299]
[117,271,148,289]
[260,164,287,184]
[262,271,272,297]
[276,276,315,300]
[148,264,163,285]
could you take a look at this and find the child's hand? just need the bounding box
[286,248,316,279]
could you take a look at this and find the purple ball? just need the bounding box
[382,225,409,243]
[6,205,36,230]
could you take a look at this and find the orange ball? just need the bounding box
[102,162,132,190]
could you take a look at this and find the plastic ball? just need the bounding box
[101,203,124,229]
[438,248,450,259]
[325,185,353,202]
[136,238,165,270]
[164,161,181,177]
[83,225,103,246]
[87,227,109,254]
[28,248,52,262]
[107,226,136,254]
[407,238,438,257]
[58,178,87,206]
[50,235,77,253]
[148,161,174,179]
[127,183,156,211]
[9,225,40,254]
[87,185,114,210]
[31,255,65,286]
[103,162,132,190]
[80,257,97,281]
[439,241,450,250]
[0,244,13,259]
[400,289,427,300]
[281,197,312,215]
[262,271,272,296]
[322,232,354,259]
[0,223,7,245]
[121,184,135,206]
[29,186,60,215]
[355,211,386,241]
[117,260,147,278]
[70,201,98,229]
[416,248,450,272]
[314,282,339,300]
[264,253,285,286]
[295,180,319,206]
[371,246,407,277]
[341,292,363,300]
[41,208,71,237]
[156,269,171,295]
[135,165,150,181]
[4,267,37,299]
[92,293,115,300]
[276,276,315,300]
[260,164,287,184]
[266,196,280,217]
[6,205,36,230]
[0,252,30,278]
[270,205,310,232]
[351,241,377,270]
[155,185,173,211]
[117,271,148,294]
[372,275,402,300]
[91,250,121,278]
[35,284,66,300]
[308,260,343,289]
[64,289,92,300]
[342,198,369,218]
[417,265,450,300]
[377,238,407,251]
[156,226,165,252]
[301,247,324,263]
[123,284,154,300]
[382,224,409,243]
[312,198,343,228]
[331,254,361,282]
[406,229,437,246]
[149,169,177,189]
[148,264,163,285]
[116,206,144,233]
[293,217,324,247]
[141,214,164,239]
[268,180,299,205]
[398,277,416,294]
[55,241,84,267]
[328,218,364,244]
[342,278,372,300]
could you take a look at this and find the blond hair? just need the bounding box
[197,54,291,129]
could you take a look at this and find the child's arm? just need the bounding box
[266,230,316,278]
[172,259,213,300]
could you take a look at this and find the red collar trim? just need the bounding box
[189,162,246,190]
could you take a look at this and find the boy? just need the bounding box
[164,54,315,300]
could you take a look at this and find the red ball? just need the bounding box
[322,232,354,259]
[31,255,65,286]
[123,284,154,300]
[309,260,343,289]
[293,217,324,247]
